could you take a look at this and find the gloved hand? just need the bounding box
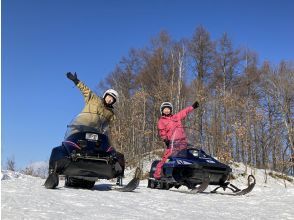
[192,101,199,109]
[164,139,170,147]
[66,72,79,85]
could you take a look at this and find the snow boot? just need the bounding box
[44,169,59,189]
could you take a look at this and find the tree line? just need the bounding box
[99,26,293,177]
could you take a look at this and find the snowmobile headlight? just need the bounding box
[190,150,199,157]
[85,133,99,141]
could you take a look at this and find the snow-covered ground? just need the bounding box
[2,165,294,220]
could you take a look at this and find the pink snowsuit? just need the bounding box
[154,106,194,179]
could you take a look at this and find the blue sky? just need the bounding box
[2,0,294,169]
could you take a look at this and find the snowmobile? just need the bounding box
[44,113,141,191]
[148,128,256,195]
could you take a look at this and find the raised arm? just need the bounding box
[76,81,94,103]
[174,101,199,120]
[174,106,194,120]
[67,72,97,103]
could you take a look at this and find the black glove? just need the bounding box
[192,101,199,109]
[66,72,79,85]
[164,139,170,147]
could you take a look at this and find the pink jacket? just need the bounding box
[157,106,194,142]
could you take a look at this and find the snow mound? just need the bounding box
[1,170,25,181]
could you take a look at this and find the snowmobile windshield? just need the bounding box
[169,127,199,158]
[64,112,110,139]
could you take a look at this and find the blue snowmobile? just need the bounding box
[148,128,255,195]
[44,113,141,191]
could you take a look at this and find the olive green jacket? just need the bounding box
[69,81,115,134]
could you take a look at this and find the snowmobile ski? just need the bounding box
[111,167,141,192]
[44,172,59,189]
[210,175,256,196]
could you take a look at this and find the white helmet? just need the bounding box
[103,89,119,104]
[160,102,173,115]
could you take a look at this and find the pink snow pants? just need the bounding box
[153,148,173,179]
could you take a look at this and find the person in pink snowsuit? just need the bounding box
[153,101,199,179]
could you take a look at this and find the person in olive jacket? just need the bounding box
[66,72,118,135]
[44,72,121,189]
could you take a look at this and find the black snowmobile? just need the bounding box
[44,113,141,191]
[148,128,256,196]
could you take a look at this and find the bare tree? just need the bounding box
[6,156,16,171]
[261,61,294,176]
[188,26,215,148]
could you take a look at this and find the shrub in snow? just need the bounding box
[21,161,49,179]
